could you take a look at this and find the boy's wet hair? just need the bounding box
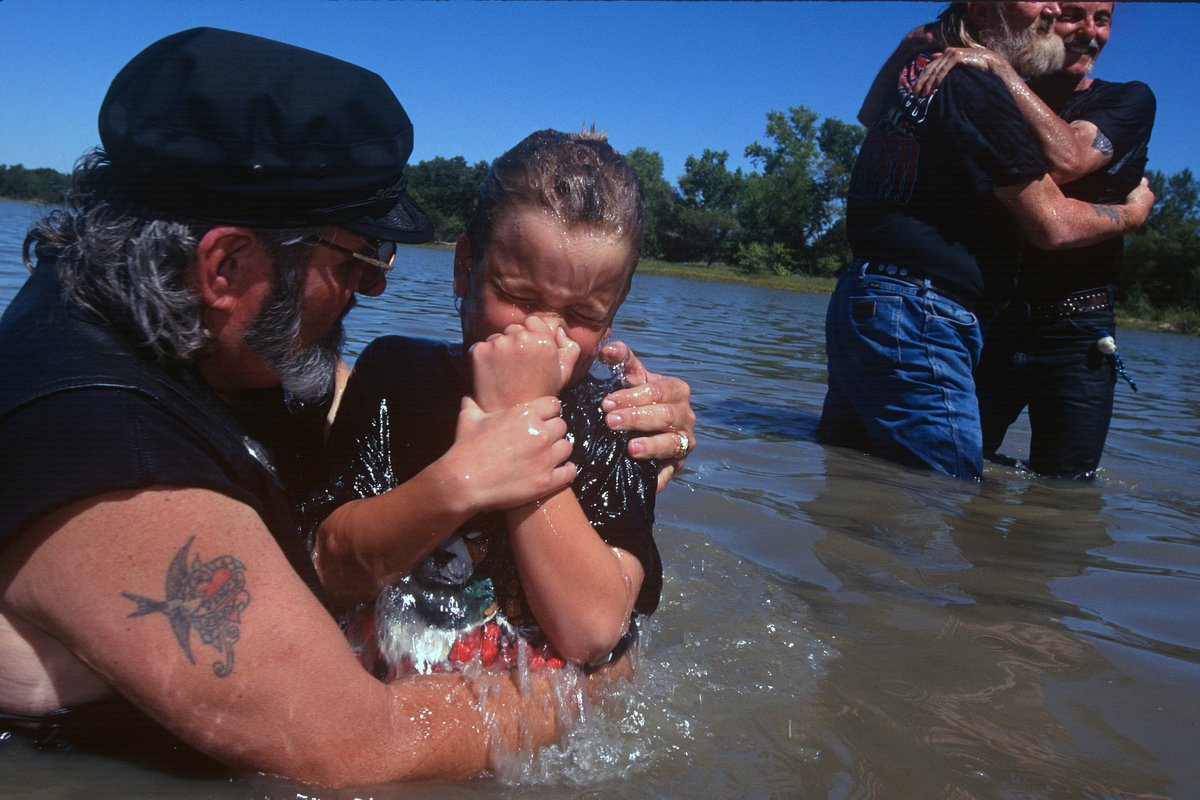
[465,128,644,271]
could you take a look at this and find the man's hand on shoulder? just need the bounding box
[599,341,697,492]
[912,47,1012,98]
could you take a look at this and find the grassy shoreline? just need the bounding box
[633,257,1195,336]
[416,243,1194,335]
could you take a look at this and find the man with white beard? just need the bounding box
[916,3,1156,478]
[817,2,1154,480]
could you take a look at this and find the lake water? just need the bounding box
[2,197,1199,799]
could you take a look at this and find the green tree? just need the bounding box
[673,150,743,264]
[679,149,742,210]
[405,156,489,242]
[739,107,864,276]
[812,118,866,274]
[1121,168,1200,315]
[735,240,797,276]
[624,146,678,259]
[740,108,822,274]
[0,163,70,204]
[670,204,740,265]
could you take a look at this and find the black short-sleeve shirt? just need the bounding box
[0,389,270,543]
[1017,79,1156,299]
[0,263,319,588]
[304,336,662,616]
[848,58,1050,304]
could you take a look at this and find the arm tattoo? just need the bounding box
[1091,130,1114,157]
[1090,203,1122,223]
[122,537,250,678]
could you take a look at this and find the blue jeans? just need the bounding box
[818,267,984,480]
[977,306,1116,479]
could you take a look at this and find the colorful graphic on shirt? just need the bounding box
[849,53,937,206]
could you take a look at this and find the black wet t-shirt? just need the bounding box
[848,58,1050,306]
[1016,79,1156,300]
[303,336,662,618]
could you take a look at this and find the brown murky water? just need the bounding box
[3,201,1198,799]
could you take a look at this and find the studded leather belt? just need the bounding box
[1028,286,1113,321]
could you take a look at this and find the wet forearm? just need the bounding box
[999,174,1151,252]
[1017,197,1142,251]
[1003,75,1097,184]
[213,657,567,785]
[315,463,475,606]
[363,673,565,783]
[505,491,642,664]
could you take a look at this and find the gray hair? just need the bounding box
[25,149,317,363]
[937,3,1065,79]
[243,254,347,404]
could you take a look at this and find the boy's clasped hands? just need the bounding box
[451,316,582,515]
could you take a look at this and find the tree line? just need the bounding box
[0,163,71,203]
[404,107,865,278]
[4,109,1198,315]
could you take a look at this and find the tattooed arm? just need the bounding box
[1004,90,1114,185]
[0,486,568,786]
[911,47,1114,185]
[996,173,1154,251]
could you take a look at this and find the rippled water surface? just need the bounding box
[2,199,1199,799]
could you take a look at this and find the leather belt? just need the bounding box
[852,260,971,309]
[1028,286,1113,321]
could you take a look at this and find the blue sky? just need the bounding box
[1,1,1196,186]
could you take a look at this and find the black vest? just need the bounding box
[0,259,320,594]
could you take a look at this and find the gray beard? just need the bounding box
[981,14,1066,78]
[1072,37,1101,75]
[243,269,346,405]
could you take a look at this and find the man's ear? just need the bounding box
[452,234,473,300]
[195,227,269,311]
[966,3,994,29]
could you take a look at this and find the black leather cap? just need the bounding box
[98,27,433,243]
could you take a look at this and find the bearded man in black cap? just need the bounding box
[0,28,694,786]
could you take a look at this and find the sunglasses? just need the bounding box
[309,236,398,273]
[307,235,397,291]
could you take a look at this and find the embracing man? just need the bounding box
[0,28,694,786]
[818,1,1154,480]
[918,2,1155,479]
